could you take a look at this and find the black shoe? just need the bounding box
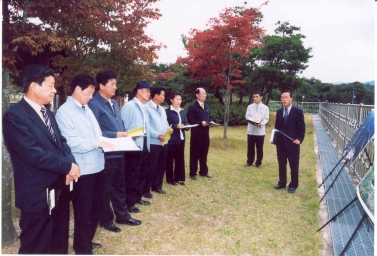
[274,184,286,189]
[116,218,142,226]
[190,175,197,180]
[137,199,150,205]
[92,243,102,249]
[167,181,178,186]
[200,174,213,178]
[288,187,296,193]
[128,205,141,213]
[177,181,185,185]
[244,163,252,167]
[101,223,121,233]
[143,193,153,199]
[151,188,166,194]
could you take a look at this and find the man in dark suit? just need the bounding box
[273,90,305,193]
[2,65,80,254]
[186,88,215,180]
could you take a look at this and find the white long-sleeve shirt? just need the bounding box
[245,103,269,136]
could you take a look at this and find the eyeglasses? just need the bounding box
[81,89,94,97]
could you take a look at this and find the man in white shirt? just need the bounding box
[245,91,269,168]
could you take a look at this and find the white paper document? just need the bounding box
[48,189,55,215]
[209,122,222,126]
[180,124,199,129]
[100,137,140,152]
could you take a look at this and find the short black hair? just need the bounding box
[70,73,97,94]
[168,91,182,105]
[95,71,117,90]
[281,90,292,98]
[151,87,165,99]
[195,88,201,95]
[22,65,54,93]
[253,91,262,97]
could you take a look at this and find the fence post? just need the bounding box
[358,103,364,128]
[337,103,341,148]
[344,103,350,148]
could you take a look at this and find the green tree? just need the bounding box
[248,21,312,104]
[35,0,163,95]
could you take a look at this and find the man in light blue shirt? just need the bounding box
[121,81,152,212]
[145,87,173,195]
[56,73,112,254]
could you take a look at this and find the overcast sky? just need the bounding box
[145,0,375,84]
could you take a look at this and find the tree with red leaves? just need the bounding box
[177,3,266,139]
[2,0,162,245]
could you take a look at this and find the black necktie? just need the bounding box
[40,107,56,141]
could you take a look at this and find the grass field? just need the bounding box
[2,113,322,255]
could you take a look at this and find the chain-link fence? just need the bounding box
[319,102,374,183]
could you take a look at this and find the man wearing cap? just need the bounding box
[88,71,141,233]
[121,81,151,213]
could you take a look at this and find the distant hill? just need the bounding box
[333,81,374,86]
[363,81,374,86]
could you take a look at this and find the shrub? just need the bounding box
[184,99,249,126]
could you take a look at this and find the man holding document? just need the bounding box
[56,73,114,253]
[3,65,79,254]
[146,87,173,195]
[245,91,269,168]
[187,88,215,180]
[273,90,305,193]
[89,71,141,234]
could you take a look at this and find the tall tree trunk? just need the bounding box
[248,94,253,105]
[238,92,243,105]
[2,69,18,245]
[222,77,231,139]
[1,0,30,245]
[213,87,224,105]
[266,86,273,105]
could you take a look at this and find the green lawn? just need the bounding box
[2,113,322,255]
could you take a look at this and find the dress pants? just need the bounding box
[247,135,265,166]
[276,144,300,189]
[18,204,69,254]
[189,134,210,177]
[73,171,103,254]
[146,144,168,191]
[124,137,149,206]
[100,157,131,227]
[166,141,186,182]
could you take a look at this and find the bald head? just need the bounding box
[195,88,207,103]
